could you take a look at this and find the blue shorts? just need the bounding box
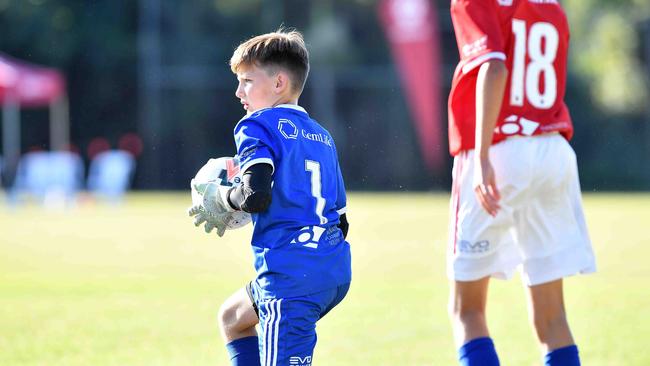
[248,282,350,366]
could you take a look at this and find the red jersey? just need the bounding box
[447,0,573,156]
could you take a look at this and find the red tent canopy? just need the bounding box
[0,53,66,107]
[0,53,69,187]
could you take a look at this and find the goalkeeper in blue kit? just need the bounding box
[188,29,351,366]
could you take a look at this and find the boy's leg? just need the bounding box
[447,144,530,366]
[258,298,317,366]
[526,279,580,366]
[219,286,260,366]
[319,282,350,319]
[515,137,594,366]
[449,277,500,366]
[257,285,347,366]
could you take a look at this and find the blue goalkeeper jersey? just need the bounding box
[233,104,351,299]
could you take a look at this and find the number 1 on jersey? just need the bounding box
[305,160,328,225]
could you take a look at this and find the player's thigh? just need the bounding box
[447,145,529,282]
[516,136,596,286]
[257,286,346,366]
[258,297,320,366]
[319,282,350,319]
[218,286,259,332]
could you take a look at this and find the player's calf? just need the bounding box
[530,310,573,352]
[527,280,575,352]
[527,280,580,365]
[449,279,500,365]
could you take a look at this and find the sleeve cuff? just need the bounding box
[461,51,506,74]
[241,158,275,175]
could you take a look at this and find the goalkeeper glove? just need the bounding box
[202,182,235,215]
[188,205,227,237]
[188,182,235,237]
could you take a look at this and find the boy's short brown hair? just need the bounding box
[230,29,310,94]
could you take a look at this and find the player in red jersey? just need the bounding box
[446,1,596,365]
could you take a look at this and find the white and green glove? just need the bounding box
[188,182,235,237]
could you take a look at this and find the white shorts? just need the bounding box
[447,134,596,286]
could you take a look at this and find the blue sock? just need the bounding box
[459,337,500,366]
[545,345,580,366]
[226,336,260,366]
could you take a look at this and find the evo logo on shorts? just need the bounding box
[289,355,312,366]
[458,240,490,253]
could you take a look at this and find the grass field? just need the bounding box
[1,192,649,365]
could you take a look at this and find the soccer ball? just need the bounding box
[191,157,252,230]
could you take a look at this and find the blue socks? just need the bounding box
[545,345,580,366]
[226,336,260,366]
[458,338,579,366]
[459,337,500,366]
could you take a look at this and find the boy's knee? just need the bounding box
[449,304,486,326]
[218,302,238,332]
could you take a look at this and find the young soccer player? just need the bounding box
[446,1,596,365]
[188,29,351,366]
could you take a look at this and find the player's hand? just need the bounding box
[473,156,501,217]
[201,182,235,216]
[188,204,227,237]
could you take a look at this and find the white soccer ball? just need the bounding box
[191,156,252,230]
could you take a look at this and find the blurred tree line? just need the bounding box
[563,0,650,189]
[0,0,649,190]
[0,0,138,171]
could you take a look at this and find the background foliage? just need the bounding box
[0,0,649,190]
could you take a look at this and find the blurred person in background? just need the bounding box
[87,134,141,203]
[445,1,596,365]
[12,146,84,208]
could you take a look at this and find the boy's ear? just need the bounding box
[274,72,291,94]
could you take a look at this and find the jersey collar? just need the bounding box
[275,104,307,114]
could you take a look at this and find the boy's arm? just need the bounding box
[473,59,507,217]
[338,213,349,239]
[225,162,348,238]
[225,163,273,213]
[333,157,349,239]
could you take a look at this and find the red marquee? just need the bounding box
[0,53,66,107]
[379,0,444,174]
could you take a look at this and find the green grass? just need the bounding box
[1,192,649,365]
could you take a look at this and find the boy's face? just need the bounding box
[235,64,283,113]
